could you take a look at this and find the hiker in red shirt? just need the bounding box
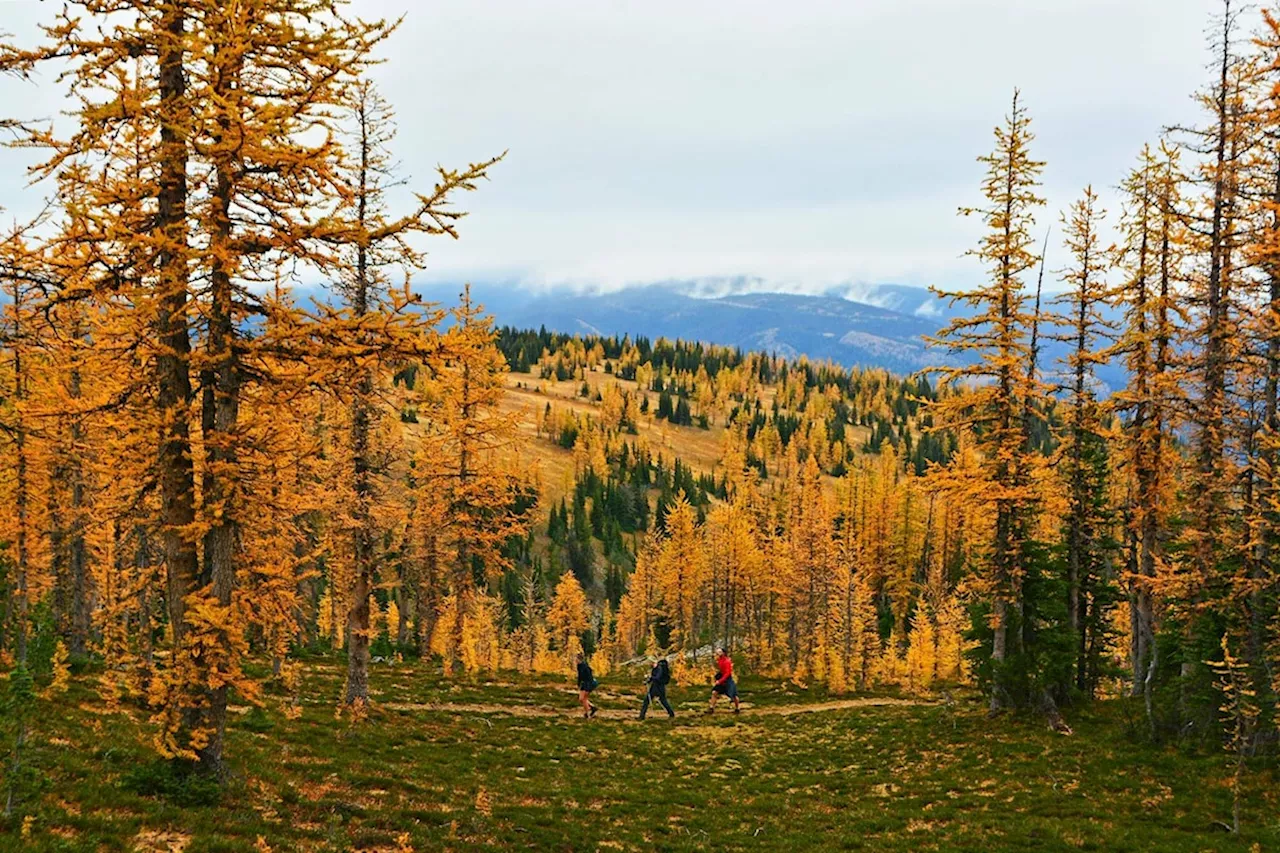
[707,647,740,714]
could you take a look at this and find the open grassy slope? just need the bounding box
[7,661,1278,851]
[503,372,731,467]
[496,367,871,519]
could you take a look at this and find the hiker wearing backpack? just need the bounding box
[576,653,599,719]
[707,647,740,714]
[639,656,675,720]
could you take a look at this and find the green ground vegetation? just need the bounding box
[3,660,1278,851]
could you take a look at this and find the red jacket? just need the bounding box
[715,655,733,685]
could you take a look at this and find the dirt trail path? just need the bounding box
[380,696,931,721]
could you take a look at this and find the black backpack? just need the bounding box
[655,659,671,686]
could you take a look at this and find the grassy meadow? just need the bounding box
[5,659,1277,852]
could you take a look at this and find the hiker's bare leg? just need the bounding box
[579,690,591,717]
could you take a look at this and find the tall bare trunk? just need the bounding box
[68,320,90,658]
[156,5,197,654]
[415,530,441,652]
[1251,152,1280,686]
[345,96,376,705]
[195,36,244,774]
[1194,3,1236,591]
[10,277,29,664]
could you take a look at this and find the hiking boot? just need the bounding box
[589,705,598,719]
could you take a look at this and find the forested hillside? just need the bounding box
[487,328,968,692]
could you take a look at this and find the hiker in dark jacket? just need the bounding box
[576,653,599,719]
[639,656,675,720]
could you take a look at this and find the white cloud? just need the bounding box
[0,0,1223,292]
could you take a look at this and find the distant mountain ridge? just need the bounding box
[515,287,944,375]
[407,279,1126,393]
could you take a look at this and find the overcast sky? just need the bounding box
[0,0,1226,292]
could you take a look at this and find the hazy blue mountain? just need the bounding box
[501,285,945,375]
[296,278,1125,393]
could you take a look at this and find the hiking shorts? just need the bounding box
[713,677,737,699]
